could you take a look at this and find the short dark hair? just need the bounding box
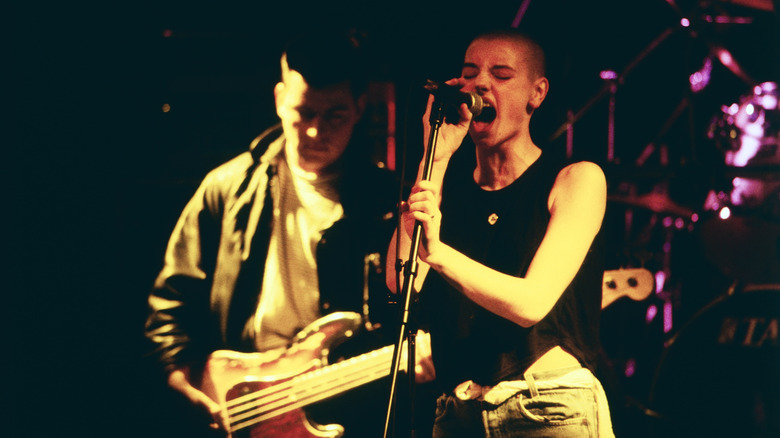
[282,30,368,98]
[472,29,546,79]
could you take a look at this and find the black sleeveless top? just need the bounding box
[419,145,605,391]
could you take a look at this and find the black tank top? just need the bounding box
[420,146,605,391]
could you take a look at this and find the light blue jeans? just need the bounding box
[432,367,614,437]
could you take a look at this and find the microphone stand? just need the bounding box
[383,99,447,438]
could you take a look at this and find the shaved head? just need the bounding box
[471,30,546,80]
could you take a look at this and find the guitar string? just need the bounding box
[226,348,394,431]
[229,359,392,431]
[227,349,388,412]
[230,363,392,431]
[225,345,394,409]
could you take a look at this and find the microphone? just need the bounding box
[424,79,484,116]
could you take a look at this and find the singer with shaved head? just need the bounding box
[387,28,614,437]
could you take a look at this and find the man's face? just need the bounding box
[460,38,547,147]
[275,69,364,174]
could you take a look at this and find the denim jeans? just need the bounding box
[432,367,614,437]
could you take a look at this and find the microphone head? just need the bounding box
[466,93,483,116]
[424,79,484,116]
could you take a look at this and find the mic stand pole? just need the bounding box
[383,100,446,438]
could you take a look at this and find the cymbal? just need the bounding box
[608,192,696,217]
[717,0,774,12]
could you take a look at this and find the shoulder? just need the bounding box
[204,127,285,188]
[202,151,257,189]
[548,161,606,212]
[197,131,285,208]
[554,161,606,190]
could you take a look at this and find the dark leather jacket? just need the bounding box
[144,125,397,371]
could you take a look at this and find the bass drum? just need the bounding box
[646,286,780,437]
[697,191,780,284]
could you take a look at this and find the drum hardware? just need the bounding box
[711,0,775,13]
[645,284,780,437]
[709,81,780,168]
[701,81,780,284]
[608,192,697,219]
[702,14,755,24]
[593,4,776,435]
[666,0,759,85]
[547,25,680,160]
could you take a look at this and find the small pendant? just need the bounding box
[487,213,499,225]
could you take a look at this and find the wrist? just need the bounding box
[424,242,451,273]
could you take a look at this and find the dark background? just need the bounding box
[9,0,779,436]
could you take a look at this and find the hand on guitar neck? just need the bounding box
[602,268,655,309]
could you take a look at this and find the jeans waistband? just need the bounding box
[454,366,592,404]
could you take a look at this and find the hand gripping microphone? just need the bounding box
[423,79,484,116]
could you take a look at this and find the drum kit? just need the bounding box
[581,2,780,435]
[608,80,780,287]
[601,79,780,436]
[699,81,780,284]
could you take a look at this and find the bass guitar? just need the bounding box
[601,267,654,309]
[200,311,392,438]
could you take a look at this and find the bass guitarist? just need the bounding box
[144,28,397,437]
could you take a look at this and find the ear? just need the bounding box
[274,82,285,118]
[529,76,549,109]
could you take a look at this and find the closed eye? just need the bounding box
[462,65,478,80]
[491,66,514,80]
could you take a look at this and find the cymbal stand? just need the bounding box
[634,97,687,168]
[548,25,679,161]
